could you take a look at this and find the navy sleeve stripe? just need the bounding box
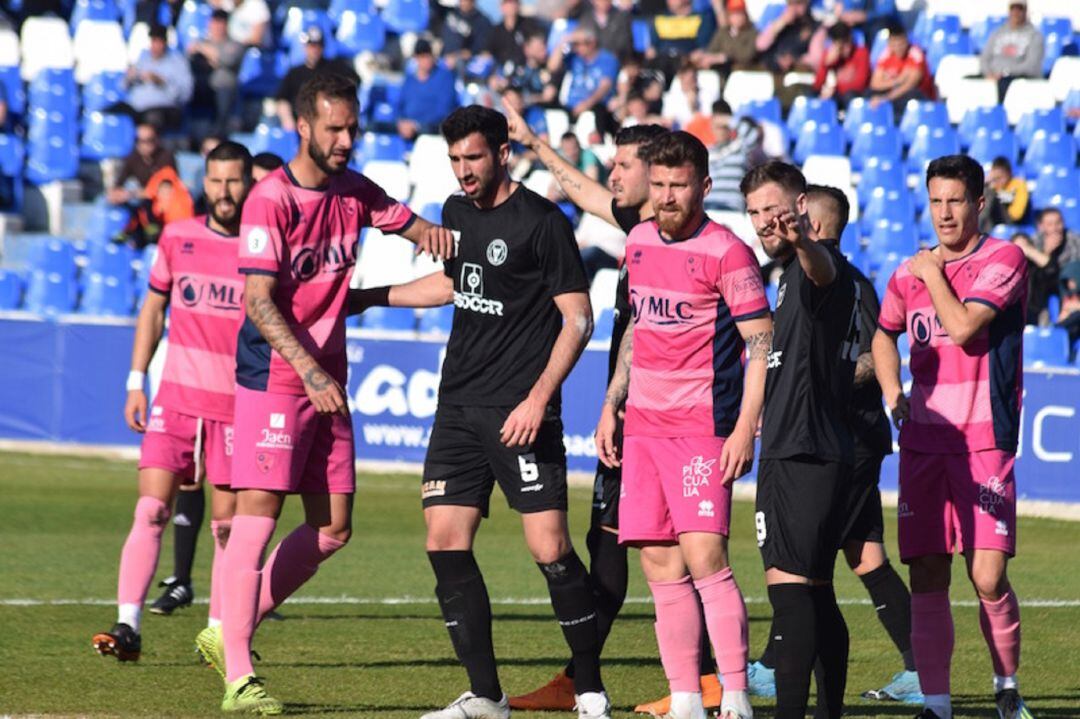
[239,268,278,276]
[876,321,903,337]
[964,297,1003,312]
[731,308,771,322]
[147,285,169,296]
[386,212,417,236]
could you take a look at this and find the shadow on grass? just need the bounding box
[271,611,773,624]
[271,655,666,670]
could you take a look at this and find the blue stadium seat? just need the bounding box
[913,12,960,49]
[176,0,212,48]
[337,10,386,54]
[969,127,1019,168]
[899,100,949,147]
[25,270,77,316]
[632,18,652,53]
[1032,165,1080,209]
[81,112,135,161]
[86,241,135,281]
[0,66,27,118]
[970,16,1006,53]
[849,122,902,171]
[69,0,121,32]
[419,202,442,224]
[869,27,889,66]
[906,124,960,177]
[363,79,404,130]
[28,68,78,115]
[252,124,299,159]
[793,121,844,164]
[1075,118,1080,154]
[592,307,615,343]
[28,108,77,146]
[1016,107,1066,151]
[756,3,784,30]
[959,106,1007,148]
[1024,326,1070,367]
[858,156,905,207]
[867,252,903,299]
[79,272,133,316]
[1048,195,1080,229]
[1047,294,1061,325]
[840,222,861,256]
[362,306,417,331]
[737,97,782,127]
[917,205,935,243]
[0,268,23,310]
[383,0,431,34]
[359,132,407,164]
[31,237,76,277]
[282,8,335,49]
[1042,29,1076,76]
[843,97,893,142]
[418,304,453,335]
[237,48,281,98]
[26,133,79,184]
[786,97,838,136]
[0,133,25,212]
[1024,130,1076,176]
[86,202,131,243]
[82,71,127,112]
[926,29,972,74]
[867,219,919,258]
[862,187,915,236]
[328,0,376,24]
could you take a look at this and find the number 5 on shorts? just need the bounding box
[518,454,539,483]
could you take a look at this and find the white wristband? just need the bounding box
[126,370,146,392]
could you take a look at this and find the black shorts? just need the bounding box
[838,453,886,545]
[756,455,853,581]
[422,403,568,516]
[590,460,622,530]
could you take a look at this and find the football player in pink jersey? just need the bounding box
[93,141,253,665]
[872,155,1032,719]
[596,132,773,719]
[217,72,453,715]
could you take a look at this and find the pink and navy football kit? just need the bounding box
[878,236,1027,558]
[618,219,769,543]
[233,166,414,493]
[141,216,243,485]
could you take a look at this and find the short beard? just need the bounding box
[209,200,238,230]
[308,140,346,176]
[655,206,694,238]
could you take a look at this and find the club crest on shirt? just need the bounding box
[685,255,700,277]
[486,239,508,266]
[256,452,274,474]
[246,227,269,255]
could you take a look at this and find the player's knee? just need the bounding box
[320,525,351,546]
[134,495,171,533]
[528,536,572,565]
[425,530,472,552]
[969,566,1007,600]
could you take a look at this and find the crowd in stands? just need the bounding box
[0,0,1078,362]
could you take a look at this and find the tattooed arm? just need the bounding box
[595,316,634,468]
[719,316,774,483]
[244,273,348,416]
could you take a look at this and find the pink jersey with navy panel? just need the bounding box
[624,219,769,438]
[236,166,415,395]
[878,236,1028,454]
[148,216,244,422]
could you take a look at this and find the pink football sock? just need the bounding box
[979,591,1021,677]
[222,515,276,682]
[695,567,749,691]
[256,524,346,624]
[117,496,170,608]
[911,591,954,695]
[208,520,231,625]
[649,575,704,693]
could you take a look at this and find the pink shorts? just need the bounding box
[231,385,355,495]
[139,405,233,486]
[897,448,1017,561]
[618,435,731,543]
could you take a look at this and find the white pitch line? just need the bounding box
[2,596,1079,608]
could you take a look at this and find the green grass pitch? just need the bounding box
[1,451,1078,717]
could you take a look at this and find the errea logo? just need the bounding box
[698,500,715,518]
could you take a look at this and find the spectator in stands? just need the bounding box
[646,0,717,83]
[122,24,193,130]
[579,0,634,62]
[490,32,558,106]
[136,0,183,27]
[226,0,271,48]
[275,28,359,131]
[1057,262,1080,362]
[755,0,825,75]
[188,9,245,135]
[502,86,547,176]
[825,0,896,42]
[691,0,759,74]
[486,0,546,67]
[441,0,494,71]
[620,92,666,127]
[609,53,665,123]
[548,133,604,220]
[141,165,195,244]
[813,22,870,107]
[981,156,1031,232]
[252,152,284,182]
[397,39,459,140]
[981,0,1044,98]
[0,82,7,131]
[662,60,709,129]
[555,28,620,131]
[108,122,177,207]
[705,101,763,211]
[868,19,933,116]
[1014,208,1080,324]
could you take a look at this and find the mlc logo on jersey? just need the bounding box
[177,276,242,310]
[291,239,360,281]
[630,289,693,325]
[486,239,508,266]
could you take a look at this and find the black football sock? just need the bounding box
[810,584,849,719]
[172,485,205,585]
[758,622,777,669]
[768,583,817,719]
[428,550,502,701]
[567,525,628,678]
[539,550,603,695]
[860,561,915,671]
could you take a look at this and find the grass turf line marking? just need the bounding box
[3,596,1079,608]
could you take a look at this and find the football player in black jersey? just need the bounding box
[742,162,858,719]
[351,106,611,719]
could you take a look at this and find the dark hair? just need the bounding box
[560,132,580,144]
[712,99,732,116]
[252,152,285,171]
[925,154,984,202]
[884,18,907,38]
[807,184,850,238]
[148,24,168,40]
[1037,207,1063,223]
[210,9,229,21]
[614,124,667,160]
[827,22,853,42]
[740,159,807,197]
[642,131,709,182]
[991,156,1013,173]
[441,105,508,153]
[295,71,359,122]
[206,140,253,178]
